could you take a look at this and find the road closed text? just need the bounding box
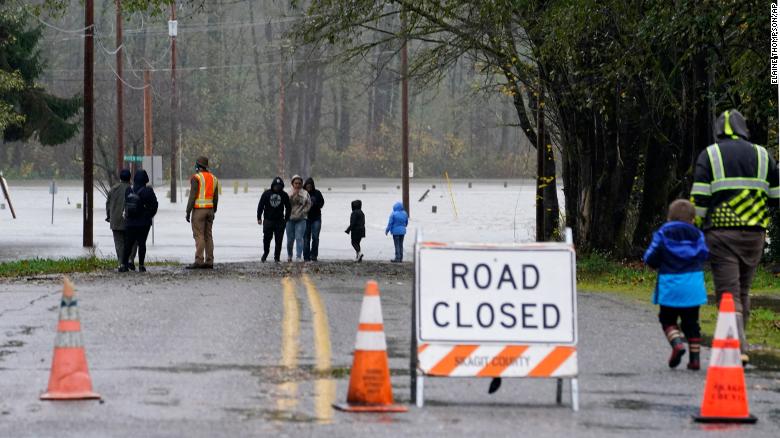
[417,247,576,344]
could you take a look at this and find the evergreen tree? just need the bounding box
[0,4,80,146]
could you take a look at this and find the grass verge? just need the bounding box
[577,253,780,351]
[0,257,177,278]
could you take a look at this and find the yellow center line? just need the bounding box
[302,273,335,423]
[277,276,299,411]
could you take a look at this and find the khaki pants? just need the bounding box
[705,228,765,354]
[191,208,215,265]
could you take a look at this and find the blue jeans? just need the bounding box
[393,234,405,261]
[303,219,321,261]
[286,219,306,259]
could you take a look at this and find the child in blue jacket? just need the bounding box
[643,199,708,370]
[385,202,408,262]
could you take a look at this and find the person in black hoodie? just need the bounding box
[345,199,365,262]
[303,177,325,261]
[120,170,158,272]
[257,176,291,262]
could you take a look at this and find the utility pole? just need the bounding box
[535,83,545,242]
[401,10,410,215]
[115,0,124,175]
[169,2,178,202]
[143,69,153,156]
[277,47,286,178]
[83,0,94,247]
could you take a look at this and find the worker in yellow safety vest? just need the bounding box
[690,109,780,365]
[185,156,220,269]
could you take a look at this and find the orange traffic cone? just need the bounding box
[40,277,100,400]
[333,281,407,412]
[693,292,756,423]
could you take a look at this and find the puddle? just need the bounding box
[610,398,696,418]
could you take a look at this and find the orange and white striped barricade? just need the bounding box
[411,229,578,410]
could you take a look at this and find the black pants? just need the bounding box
[351,236,362,253]
[124,224,151,267]
[658,305,700,339]
[263,221,286,260]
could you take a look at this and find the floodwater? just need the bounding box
[0,178,553,263]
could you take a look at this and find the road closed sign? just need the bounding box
[416,243,576,345]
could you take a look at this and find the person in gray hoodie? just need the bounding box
[105,169,137,269]
[286,175,311,262]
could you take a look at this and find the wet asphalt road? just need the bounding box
[1,262,779,437]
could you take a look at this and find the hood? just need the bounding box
[714,109,750,141]
[304,177,315,190]
[393,202,404,212]
[660,221,707,260]
[271,176,284,191]
[291,174,303,186]
[133,170,149,188]
[351,200,362,210]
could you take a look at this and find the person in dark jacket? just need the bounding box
[385,201,408,262]
[106,169,137,269]
[345,199,365,262]
[690,109,779,364]
[644,199,708,370]
[120,170,158,272]
[303,177,325,261]
[257,176,291,262]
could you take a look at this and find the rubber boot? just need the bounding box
[664,325,686,368]
[687,338,700,370]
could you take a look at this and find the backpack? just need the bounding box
[124,187,143,219]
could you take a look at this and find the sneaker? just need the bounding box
[311,257,317,262]
[358,253,364,263]
[201,264,214,269]
[488,378,502,394]
[668,342,686,368]
[138,265,146,272]
[185,263,202,269]
[128,263,136,271]
[687,360,700,371]
[261,253,268,263]
[118,265,129,273]
[288,257,293,263]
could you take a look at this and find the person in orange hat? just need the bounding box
[185,156,219,269]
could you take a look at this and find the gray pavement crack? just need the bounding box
[0,290,59,318]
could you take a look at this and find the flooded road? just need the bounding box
[1,264,779,437]
[0,178,550,263]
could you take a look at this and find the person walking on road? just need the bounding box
[691,109,780,365]
[185,156,219,269]
[286,175,311,262]
[106,169,137,270]
[345,199,365,262]
[257,176,291,262]
[643,199,709,370]
[303,177,325,262]
[120,170,158,272]
[385,201,408,262]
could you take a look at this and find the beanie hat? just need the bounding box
[119,169,131,182]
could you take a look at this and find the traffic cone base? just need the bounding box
[693,293,754,423]
[333,281,408,413]
[40,278,100,401]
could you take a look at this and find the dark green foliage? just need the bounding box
[0,4,80,145]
